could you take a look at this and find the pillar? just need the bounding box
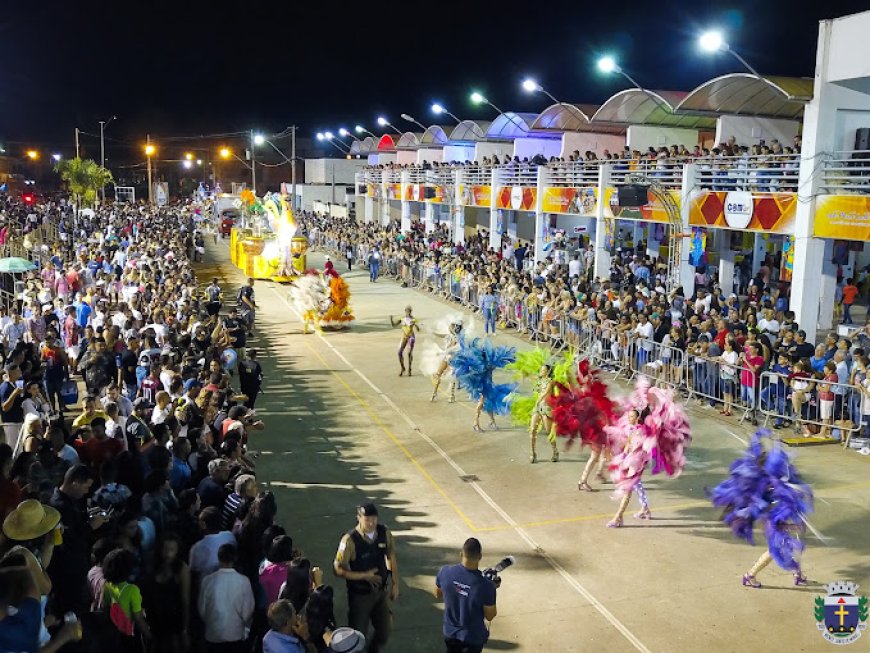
[453,169,466,246]
[488,167,501,252]
[593,164,612,281]
[678,164,697,299]
[424,202,435,234]
[400,171,411,233]
[817,239,837,330]
[533,166,546,263]
[717,230,735,295]
[646,231,660,259]
[752,233,767,276]
[364,196,374,224]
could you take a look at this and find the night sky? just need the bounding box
[2,0,868,155]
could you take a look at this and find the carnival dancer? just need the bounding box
[390,306,420,376]
[606,378,691,528]
[547,359,615,488]
[710,429,812,588]
[320,261,354,330]
[450,337,516,432]
[507,349,573,463]
[420,315,465,402]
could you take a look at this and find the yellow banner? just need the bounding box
[458,185,491,207]
[541,187,597,215]
[813,195,870,241]
[495,186,537,211]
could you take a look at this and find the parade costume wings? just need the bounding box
[450,337,517,415]
[548,359,615,448]
[288,271,328,319]
[419,313,471,377]
[608,379,692,494]
[320,275,354,327]
[709,430,813,571]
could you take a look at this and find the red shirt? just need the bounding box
[819,373,838,402]
[75,436,123,468]
[741,355,764,387]
[714,329,729,349]
[843,285,859,305]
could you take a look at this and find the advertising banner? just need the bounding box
[688,190,796,234]
[541,187,597,215]
[813,195,870,241]
[385,183,402,201]
[495,186,536,211]
[607,188,677,223]
[423,184,446,204]
[458,185,492,208]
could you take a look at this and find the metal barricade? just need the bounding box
[757,371,863,440]
[684,353,761,422]
[634,339,687,390]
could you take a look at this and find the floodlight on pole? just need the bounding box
[431,103,461,124]
[698,30,764,79]
[26,150,39,160]
[400,113,427,130]
[253,133,265,146]
[376,116,402,135]
[182,160,193,169]
[338,128,360,142]
[596,56,644,90]
[521,78,560,104]
[219,147,231,159]
[355,125,376,137]
[51,154,62,162]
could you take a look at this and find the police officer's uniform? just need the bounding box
[334,508,396,652]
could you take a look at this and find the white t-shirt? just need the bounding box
[568,259,582,278]
[635,322,654,350]
[720,350,739,377]
[758,318,780,335]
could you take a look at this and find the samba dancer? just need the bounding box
[391,305,420,376]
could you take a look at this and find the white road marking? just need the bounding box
[723,428,748,445]
[256,271,651,653]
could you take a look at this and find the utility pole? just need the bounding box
[290,125,297,211]
[146,134,153,205]
[250,129,257,195]
[75,128,80,159]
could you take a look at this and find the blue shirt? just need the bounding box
[262,630,306,653]
[76,302,92,328]
[170,458,192,493]
[771,363,790,387]
[436,564,497,646]
[479,294,497,312]
[809,356,827,374]
[0,597,41,653]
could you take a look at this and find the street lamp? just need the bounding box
[400,113,427,130]
[144,144,156,157]
[51,154,62,162]
[219,147,231,159]
[338,128,360,142]
[431,103,461,124]
[26,150,39,160]
[98,115,116,201]
[521,78,560,104]
[470,91,529,132]
[144,142,156,204]
[317,132,350,155]
[253,133,265,146]
[354,125,376,138]
[185,152,194,161]
[596,56,646,90]
[698,30,764,79]
[376,116,403,135]
[182,160,193,169]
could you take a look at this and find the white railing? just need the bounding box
[547,161,599,187]
[496,163,539,187]
[820,151,870,194]
[693,154,800,192]
[462,166,490,185]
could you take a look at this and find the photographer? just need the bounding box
[434,538,498,653]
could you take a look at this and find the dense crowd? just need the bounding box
[0,197,371,653]
[303,213,870,439]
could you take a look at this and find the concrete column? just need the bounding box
[646,233,660,259]
[818,239,837,330]
[364,196,374,224]
[679,164,697,299]
[717,230,735,295]
[424,202,435,234]
[400,172,411,233]
[752,233,767,276]
[533,166,546,263]
[488,167,501,252]
[506,210,517,242]
[453,169,465,245]
[593,164,612,280]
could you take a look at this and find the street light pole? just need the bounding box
[146,134,153,205]
[250,130,257,194]
[98,116,115,202]
[75,128,80,159]
[291,125,297,211]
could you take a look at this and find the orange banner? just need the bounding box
[385,183,402,201]
[605,188,674,223]
[459,185,491,208]
[424,184,446,204]
[813,195,870,241]
[688,190,796,234]
[495,186,536,211]
[541,187,597,215]
[366,183,377,198]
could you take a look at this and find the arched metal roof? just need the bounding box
[396,132,421,149]
[531,102,627,134]
[674,73,813,119]
[485,112,537,139]
[448,120,490,142]
[376,134,396,151]
[591,89,715,128]
[356,136,377,154]
[350,140,362,155]
[420,125,449,145]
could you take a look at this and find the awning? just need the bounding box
[420,125,449,145]
[485,112,537,139]
[448,120,490,142]
[376,135,396,151]
[674,73,813,119]
[591,89,716,129]
[395,132,421,149]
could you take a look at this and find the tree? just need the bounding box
[54,158,113,212]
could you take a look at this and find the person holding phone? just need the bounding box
[0,365,25,450]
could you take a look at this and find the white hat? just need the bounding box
[329,628,366,653]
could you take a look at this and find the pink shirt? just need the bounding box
[741,355,764,387]
[258,561,289,603]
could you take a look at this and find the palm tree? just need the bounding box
[54,158,113,217]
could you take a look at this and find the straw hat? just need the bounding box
[3,500,60,541]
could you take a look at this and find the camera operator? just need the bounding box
[434,538,497,653]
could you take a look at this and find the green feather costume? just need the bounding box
[507,349,575,441]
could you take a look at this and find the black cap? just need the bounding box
[357,502,378,517]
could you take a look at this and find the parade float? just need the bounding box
[228,190,308,281]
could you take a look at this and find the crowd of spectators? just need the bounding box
[304,212,870,439]
[0,197,366,653]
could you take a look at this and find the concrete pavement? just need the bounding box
[201,239,870,652]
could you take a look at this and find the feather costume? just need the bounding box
[419,314,471,377]
[709,430,813,571]
[288,271,329,324]
[450,337,517,415]
[548,359,615,448]
[608,379,691,494]
[506,349,574,428]
[320,276,354,328]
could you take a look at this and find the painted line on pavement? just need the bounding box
[261,275,652,653]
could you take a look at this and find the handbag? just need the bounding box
[108,583,135,636]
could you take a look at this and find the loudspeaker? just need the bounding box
[423,186,436,199]
[357,185,367,195]
[617,184,649,208]
[855,128,870,151]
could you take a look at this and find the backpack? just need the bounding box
[107,583,136,636]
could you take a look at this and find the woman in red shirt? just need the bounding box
[818,360,838,437]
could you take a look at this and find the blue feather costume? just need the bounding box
[450,337,517,415]
[709,430,813,571]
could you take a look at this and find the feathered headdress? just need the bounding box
[451,338,517,415]
[548,359,614,448]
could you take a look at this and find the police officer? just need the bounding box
[333,503,399,653]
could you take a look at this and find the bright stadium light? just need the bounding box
[699,30,725,53]
[597,56,619,74]
[522,78,540,93]
[470,91,485,104]
[253,133,265,146]
[431,103,461,124]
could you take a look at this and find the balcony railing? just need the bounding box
[820,151,870,194]
[693,154,800,192]
[462,165,490,185]
[496,163,539,187]
[547,161,600,187]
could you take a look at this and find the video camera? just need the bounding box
[482,556,515,589]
